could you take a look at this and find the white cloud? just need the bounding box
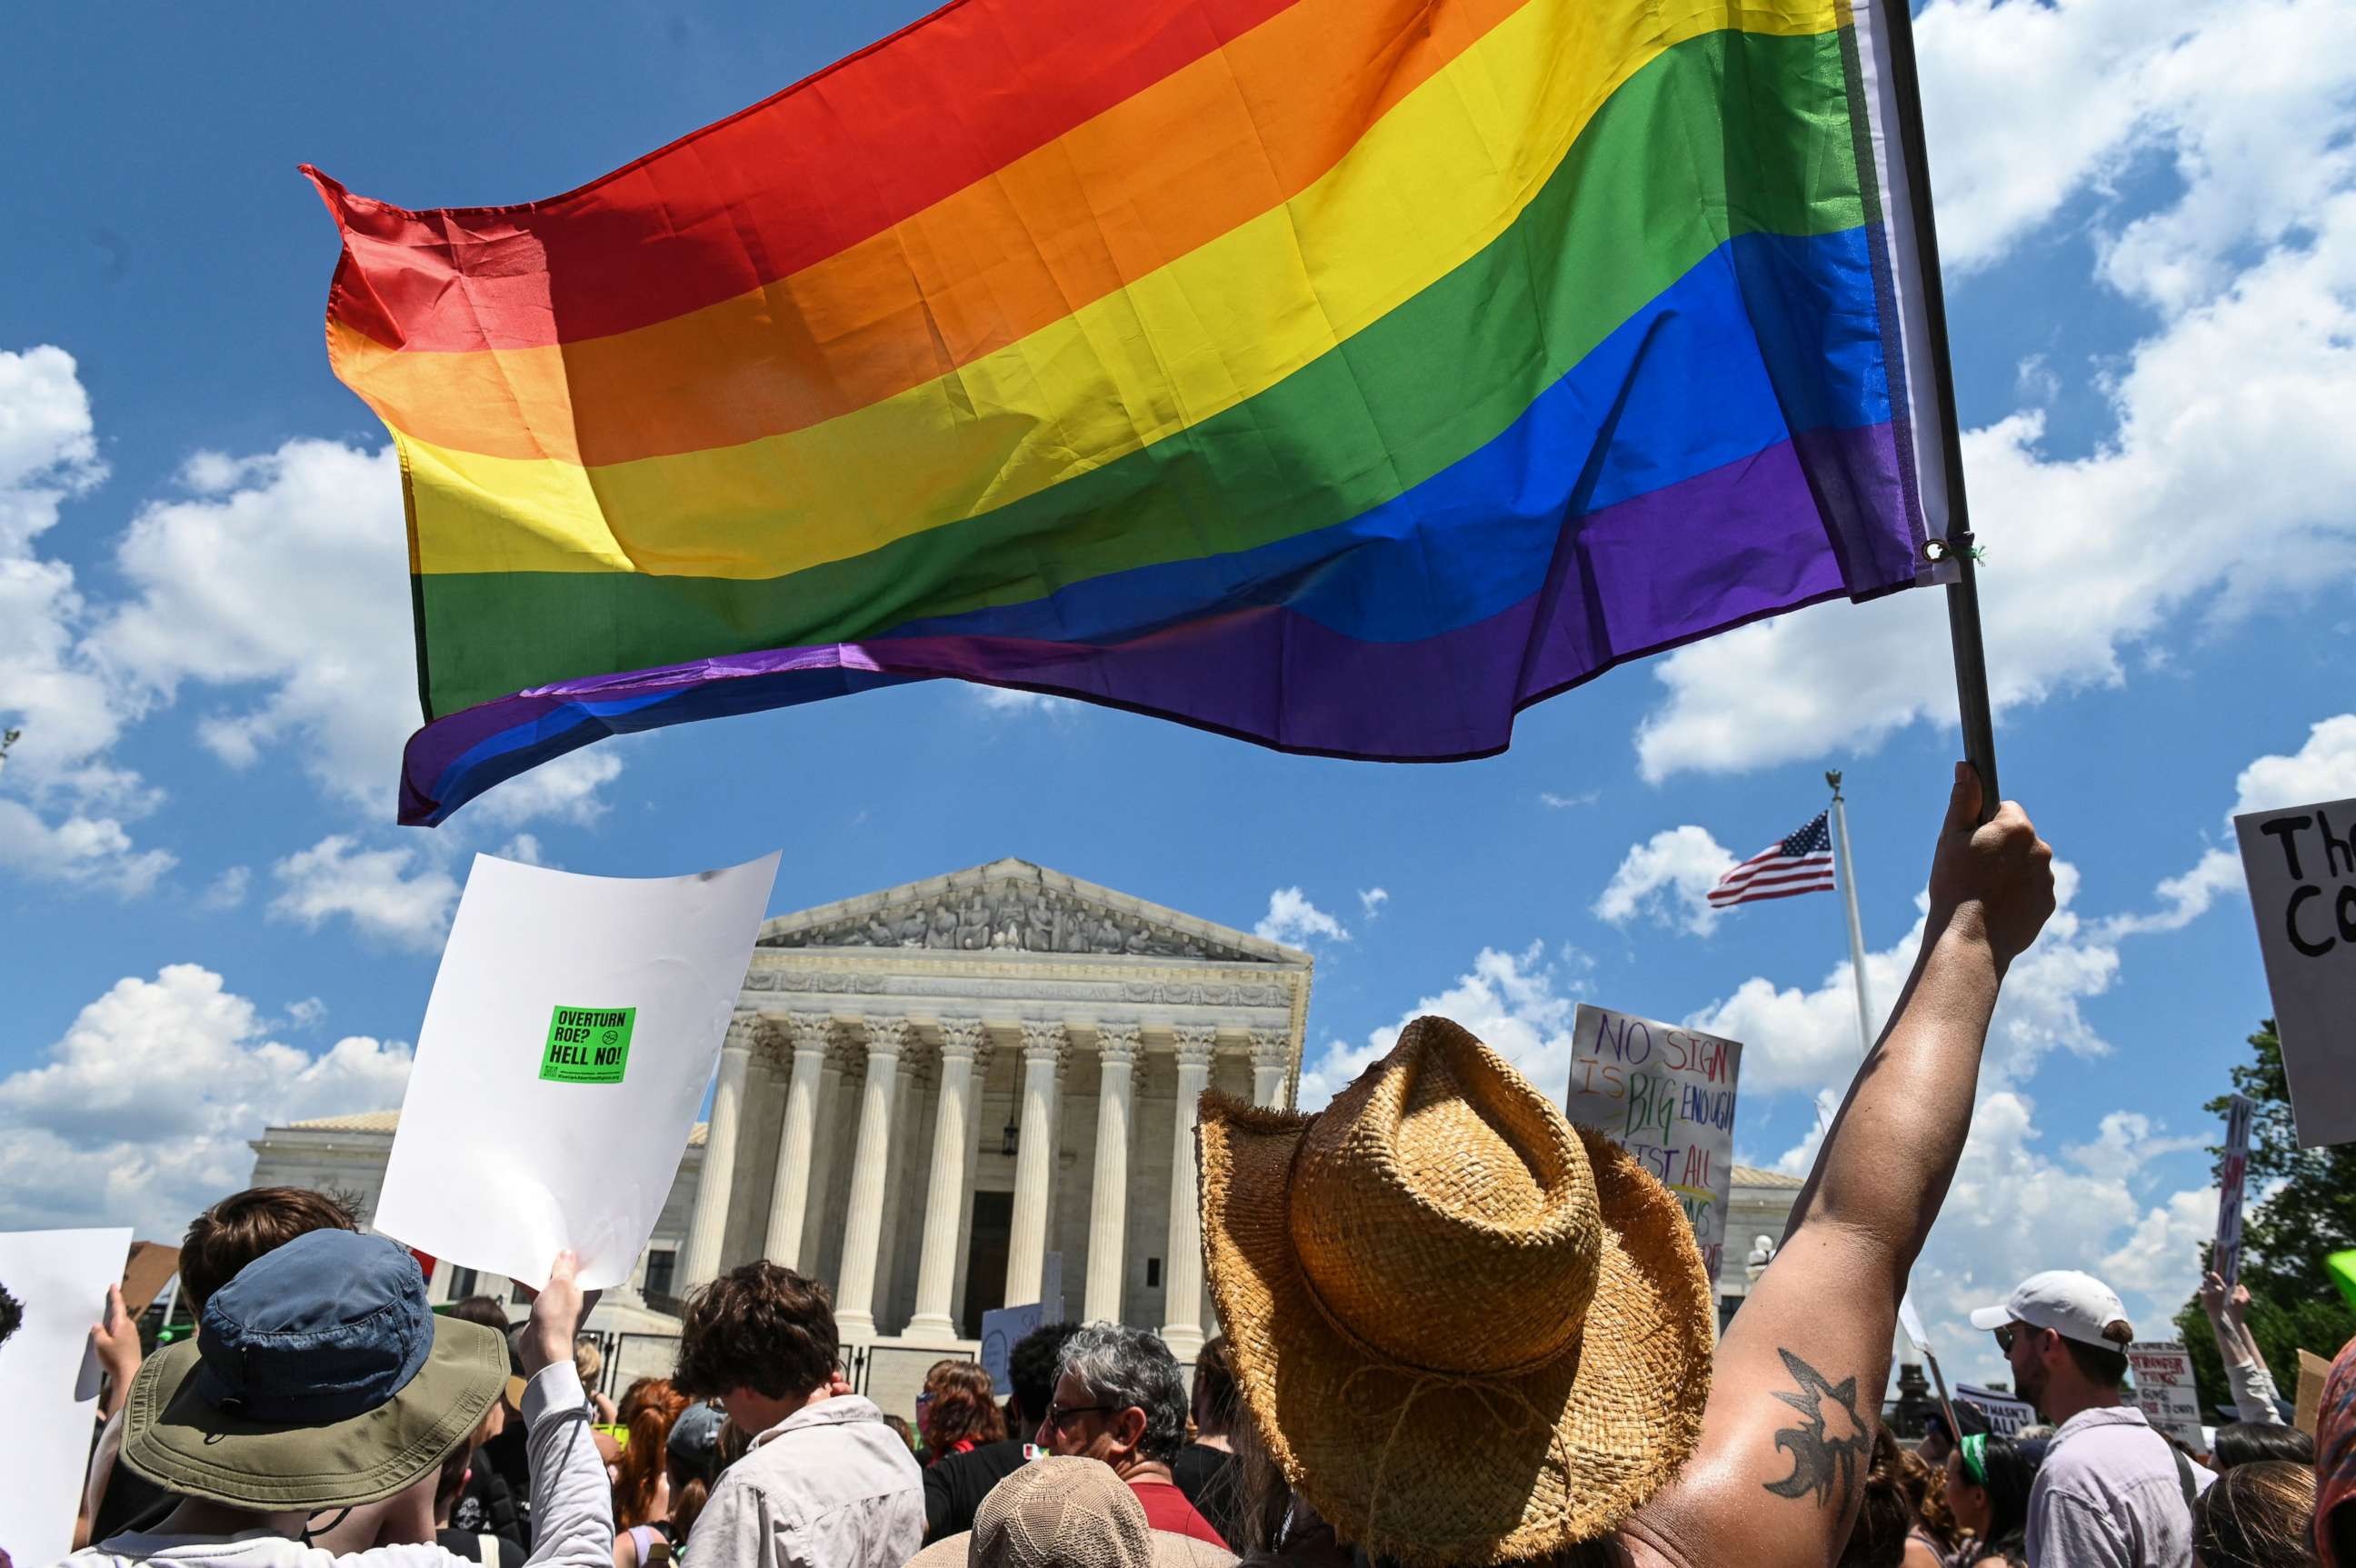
[89,440,431,817]
[0,797,174,894]
[970,685,1078,720]
[0,345,174,894]
[1254,886,1350,948]
[1704,863,2113,1101]
[464,749,623,829]
[268,834,459,953]
[2105,713,2356,937]
[496,833,548,867]
[1904,1090,2219,1386]
[1297,941,1583,1108]
[1636,5,2356,784]
[2235,714,2356,814]
[1592,825,1736,936]
[1916,0,2356,285]
[200,864,253,910]
[1541,789,1600,810]
[0,964,411,1235]
[2100,847,2242,937]
[1357,887,1389,920]
[283,996,328,1030]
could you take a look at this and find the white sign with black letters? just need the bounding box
[2235,796,2356,1148]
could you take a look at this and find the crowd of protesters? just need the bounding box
[13,768,2356,1567]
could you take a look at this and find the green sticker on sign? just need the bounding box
[540,1005,636,1084]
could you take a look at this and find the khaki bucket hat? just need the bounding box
[1199,1015,1714,1565]
[120,1228,506,1510]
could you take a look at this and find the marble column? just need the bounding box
[678,1012,758,1292]
[1160,1024,1217,1358]
[1083,1024,1140,1323]
[1003,1020,1064,1309]
[833,1015,908,1343]
[906,1018,984,1340]
[804,1052,848,1277]
[762,1013,833,1267]
[1249,1028,1291,1108]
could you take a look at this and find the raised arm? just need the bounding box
[1627,764,2054,1568]
[2203,1274,2288,1424]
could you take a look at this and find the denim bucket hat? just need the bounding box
[121,1228,506,1509]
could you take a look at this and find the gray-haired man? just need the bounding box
[1032,1323,1231,1553]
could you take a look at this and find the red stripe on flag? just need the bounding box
[306,0,1306,353]
[1713,882,1836,907]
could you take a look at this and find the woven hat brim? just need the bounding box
[1201,1093,1715,1566]
[121,1314,506,1510]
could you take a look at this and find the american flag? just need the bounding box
[1709,812,1838,908]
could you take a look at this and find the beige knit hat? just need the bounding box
[1199,1014,1715,1565]
[938,1455,1233,1567]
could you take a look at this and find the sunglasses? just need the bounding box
[1993,1322,2039,1353]
[1042,1403,1114,1433]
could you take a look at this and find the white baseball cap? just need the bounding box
[1969,1270,2132,1348]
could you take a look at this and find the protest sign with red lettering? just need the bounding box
[2130,1340,2204,1446]
[2215,1094,2254,1289]
[2235,796,2356,1147]
[1563,1004,1742,1280]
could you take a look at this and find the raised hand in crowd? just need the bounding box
[1622,764,2054,1568]
[89,1285,140,1421]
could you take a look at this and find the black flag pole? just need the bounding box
[1876,0,2001,822]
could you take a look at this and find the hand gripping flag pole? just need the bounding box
[1879,0,2002,824]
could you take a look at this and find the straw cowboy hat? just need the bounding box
[121,1227,506,1510]
[1199,1014,1715,1564]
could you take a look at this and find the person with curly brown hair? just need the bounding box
[918,1359,1006,1463]
[669,1262,920,1568]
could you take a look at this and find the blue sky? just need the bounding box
[3,0,2352,1386]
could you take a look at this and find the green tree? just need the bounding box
[2172,1021,2356,1417]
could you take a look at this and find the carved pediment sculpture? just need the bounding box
[756,861,1283,964]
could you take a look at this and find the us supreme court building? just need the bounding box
[254,859,1314,1366]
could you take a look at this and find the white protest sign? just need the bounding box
[2236,797,2356,1147]
[2130,1340,2204,1446]
[0,1226,133,1564]
[978,1254,1063,1393]
[375,851,780,1291]
[1953,1382,2037,1437]
[1563,1004,1742,1280]
[2214,1094,2254,1289]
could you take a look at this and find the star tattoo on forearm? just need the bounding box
[1761,1348,1873,1511]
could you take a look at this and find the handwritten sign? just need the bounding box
[1953,1382,2038,1437]
[2214,1094,2254,1289]
[2236,797,2356,1147]
[2130,1340,2204,1446]
[1563,1004,1742,1280]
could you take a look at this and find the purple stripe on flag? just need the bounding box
[400,422,1904,824]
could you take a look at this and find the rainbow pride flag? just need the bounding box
[310,0,1962,825]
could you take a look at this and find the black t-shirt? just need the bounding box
[923,1437,1032,1540]
[1172,1442,1243,1550]
[450,1462,525,1547]
[93,1455,175,1541]
[437,1528,526,1567]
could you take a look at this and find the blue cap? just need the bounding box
[668,1402,727,1467]
[193,1229,433,1423]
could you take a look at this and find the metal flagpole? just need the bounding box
[1876,0,2001,823]
[1827,772,1874,1057]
